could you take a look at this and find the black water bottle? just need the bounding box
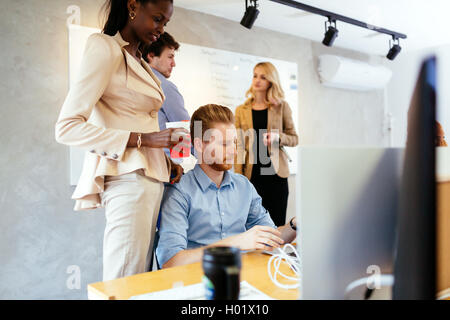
[202,246,241,300]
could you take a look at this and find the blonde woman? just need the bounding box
[234,62,298,226]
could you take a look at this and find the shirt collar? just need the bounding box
[222,170,233,188]
[151,68,165,81]
[193,164,234,192]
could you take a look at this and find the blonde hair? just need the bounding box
[244,62,285,107]
[190,104,234,143]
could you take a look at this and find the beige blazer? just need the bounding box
[55,32,171,211]
[234,100,299,179]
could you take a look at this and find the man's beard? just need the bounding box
[209,162,233,171]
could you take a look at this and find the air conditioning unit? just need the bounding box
[317,54,392,91]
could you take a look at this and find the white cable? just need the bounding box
[344,274,394,299]
[437,291,450,300]
[267,244,301,290]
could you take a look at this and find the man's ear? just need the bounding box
[193,137,203,155]
[147,52,156,64]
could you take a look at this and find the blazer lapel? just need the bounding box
[267,106,274,131]
[242,104,253,130]
[111,31,165,102]
[123,50,165,102]
[267,105,281,154]
[241,104,255,164]
[268,104,283,130]
[141,61,165,94]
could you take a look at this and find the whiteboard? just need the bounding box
[67,25,299,185]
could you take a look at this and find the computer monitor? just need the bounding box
[393,56,437,299]
[297,147,404,299]
[297,56,440,300]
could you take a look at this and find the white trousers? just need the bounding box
[100,169,164,281]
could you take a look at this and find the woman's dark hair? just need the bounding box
[102,0,173,36]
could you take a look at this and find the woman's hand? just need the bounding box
[263,131,280,146]
[142,128,189,149]
[170,161,184,184]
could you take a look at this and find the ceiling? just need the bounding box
[174,0,450,57]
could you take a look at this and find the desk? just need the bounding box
[88,251,298,300]
[88,181,450,300]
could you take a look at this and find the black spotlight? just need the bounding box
[322,19,338,47]
[387,38,402,60]
[240,0,259,29]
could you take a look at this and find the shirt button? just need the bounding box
[102,152,107,156]
[90,150,95,154]
[150,110,158,118]
[222,232,226,237]
[221,212,225,216]
[112,154,118,160]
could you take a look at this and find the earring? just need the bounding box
[130,11,136,20]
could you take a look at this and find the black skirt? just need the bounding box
[250,163,289,227]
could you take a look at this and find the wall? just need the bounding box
[165,9,387,147]
[0,0,106,300]
[305,43,387,146]
[384,44,450,147]
[0,0,388,299]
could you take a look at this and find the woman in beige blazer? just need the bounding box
[55,0,187,281]
[234,62,298,227]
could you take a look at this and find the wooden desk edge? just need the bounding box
[87,251,299,300]
[87,285,115,300]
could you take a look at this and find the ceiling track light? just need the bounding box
[387,37,402,61]
[323,18,338,47]
[268,0,407,61]
[240,0,260,29]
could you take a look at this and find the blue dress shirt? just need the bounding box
[152,68,190,131]
[156,164,276,267]
[152,68,194,160]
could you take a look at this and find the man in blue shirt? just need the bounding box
[156,104,297,268]
[143,32,190,130]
